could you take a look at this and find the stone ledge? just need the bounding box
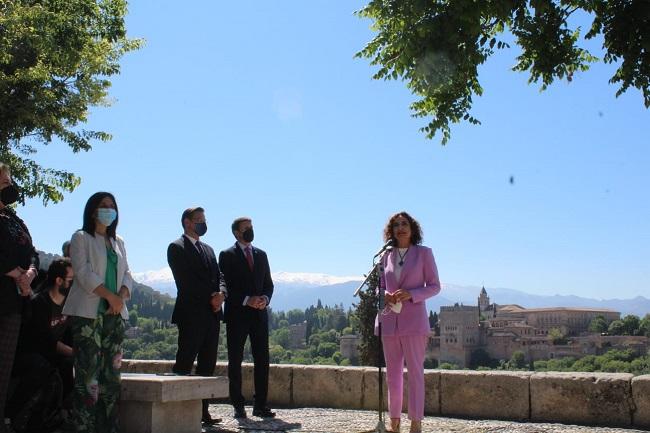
[121,373,228,402]
[122,361,650,429]
[530,372,634,427]
[632,375,650,429]
[440,370,531,421]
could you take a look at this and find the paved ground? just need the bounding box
[203,404,646,433]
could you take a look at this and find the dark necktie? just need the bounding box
[245,246,254,271]
[196,241,208,267]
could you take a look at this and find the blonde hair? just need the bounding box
[0,162,10,175]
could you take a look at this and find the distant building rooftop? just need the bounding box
[497,305,618,314]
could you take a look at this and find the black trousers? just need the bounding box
[173,316,220,415]
[226,309,269,409]
[0,314,21,423]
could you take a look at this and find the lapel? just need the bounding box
[397,246,419,288]
[184,235,207,269]
[235,242,255,273]
[383,250,398,290]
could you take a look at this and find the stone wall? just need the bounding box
[121,360,650,429]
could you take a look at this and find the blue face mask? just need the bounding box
[97,208,117,226]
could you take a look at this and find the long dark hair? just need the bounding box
[82,192,118,239]
[383,211,423,245]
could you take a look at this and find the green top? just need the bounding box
[98,246,118,314]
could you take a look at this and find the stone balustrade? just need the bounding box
[121,360,650,429]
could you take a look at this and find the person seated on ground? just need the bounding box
[29,258,75,403]
[5,258,74,433]
[5,353,63,433]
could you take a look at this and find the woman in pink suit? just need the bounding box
[376,211,441,433]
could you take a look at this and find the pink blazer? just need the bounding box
[375,245,441,337]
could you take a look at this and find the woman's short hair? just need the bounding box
[82,192,118,239]
[383,211,423,245]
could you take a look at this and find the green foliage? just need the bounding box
[608,319,625,335]
[354,268,382,366]
[548,327,568,345]
[438,362,458,370]
[639,315,650,337]
[622,315,641,335]
[428,310,438,329]
[532,349,650,375]
[286,309,305,325]
[0,0,142,204]
[588,315,609,333]
[423,358,438,369]
[317,342,338,358]
[509,350,527,369]
[270,328,289,348]
[129,283,174,322]
[470,348,497,369]
[356,0,649,144]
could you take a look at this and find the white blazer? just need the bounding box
[63,229,133,320]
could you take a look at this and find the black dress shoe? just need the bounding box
[252,407,276,418]
[201,415,222,425]
[234,406,247,419]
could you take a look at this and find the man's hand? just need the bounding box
[246,295,267,310]
[210,292,225,312]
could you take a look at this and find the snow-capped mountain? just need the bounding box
[131,267,650,316]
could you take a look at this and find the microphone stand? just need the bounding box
[354,248,392,433]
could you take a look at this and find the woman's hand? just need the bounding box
[107,293,124,315]
[12,267,34,297]
[384,292,396,305]
[5,266,26,279]
[393,289,412,302]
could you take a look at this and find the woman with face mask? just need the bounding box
[0,162,39,433]
[63,192,133,433]
[375,212,441,433]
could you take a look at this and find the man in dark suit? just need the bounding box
[219,217,274,419]
[168,207,226,425]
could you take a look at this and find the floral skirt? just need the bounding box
[70,314,125,433]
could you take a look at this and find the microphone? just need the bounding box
[373,238,395,258]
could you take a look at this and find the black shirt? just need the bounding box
[0,207,38,315]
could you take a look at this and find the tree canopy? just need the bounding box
[0,0,142,204]
[356,0,650,143]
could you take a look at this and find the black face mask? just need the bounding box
[242,228,254,243]
[0,184,19,206]
[194,222,208,237]
[58,279,71,296]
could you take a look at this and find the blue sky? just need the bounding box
[18,0,650,299]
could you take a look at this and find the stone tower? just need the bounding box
[478,286,490,313]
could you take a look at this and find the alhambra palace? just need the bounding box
[430,288,648,368]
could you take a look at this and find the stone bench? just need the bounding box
[119,373,228,433]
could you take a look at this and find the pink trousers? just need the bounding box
[381,335,427,421]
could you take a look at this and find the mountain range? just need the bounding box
[35,252,649,317]
[132,267,650,317]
